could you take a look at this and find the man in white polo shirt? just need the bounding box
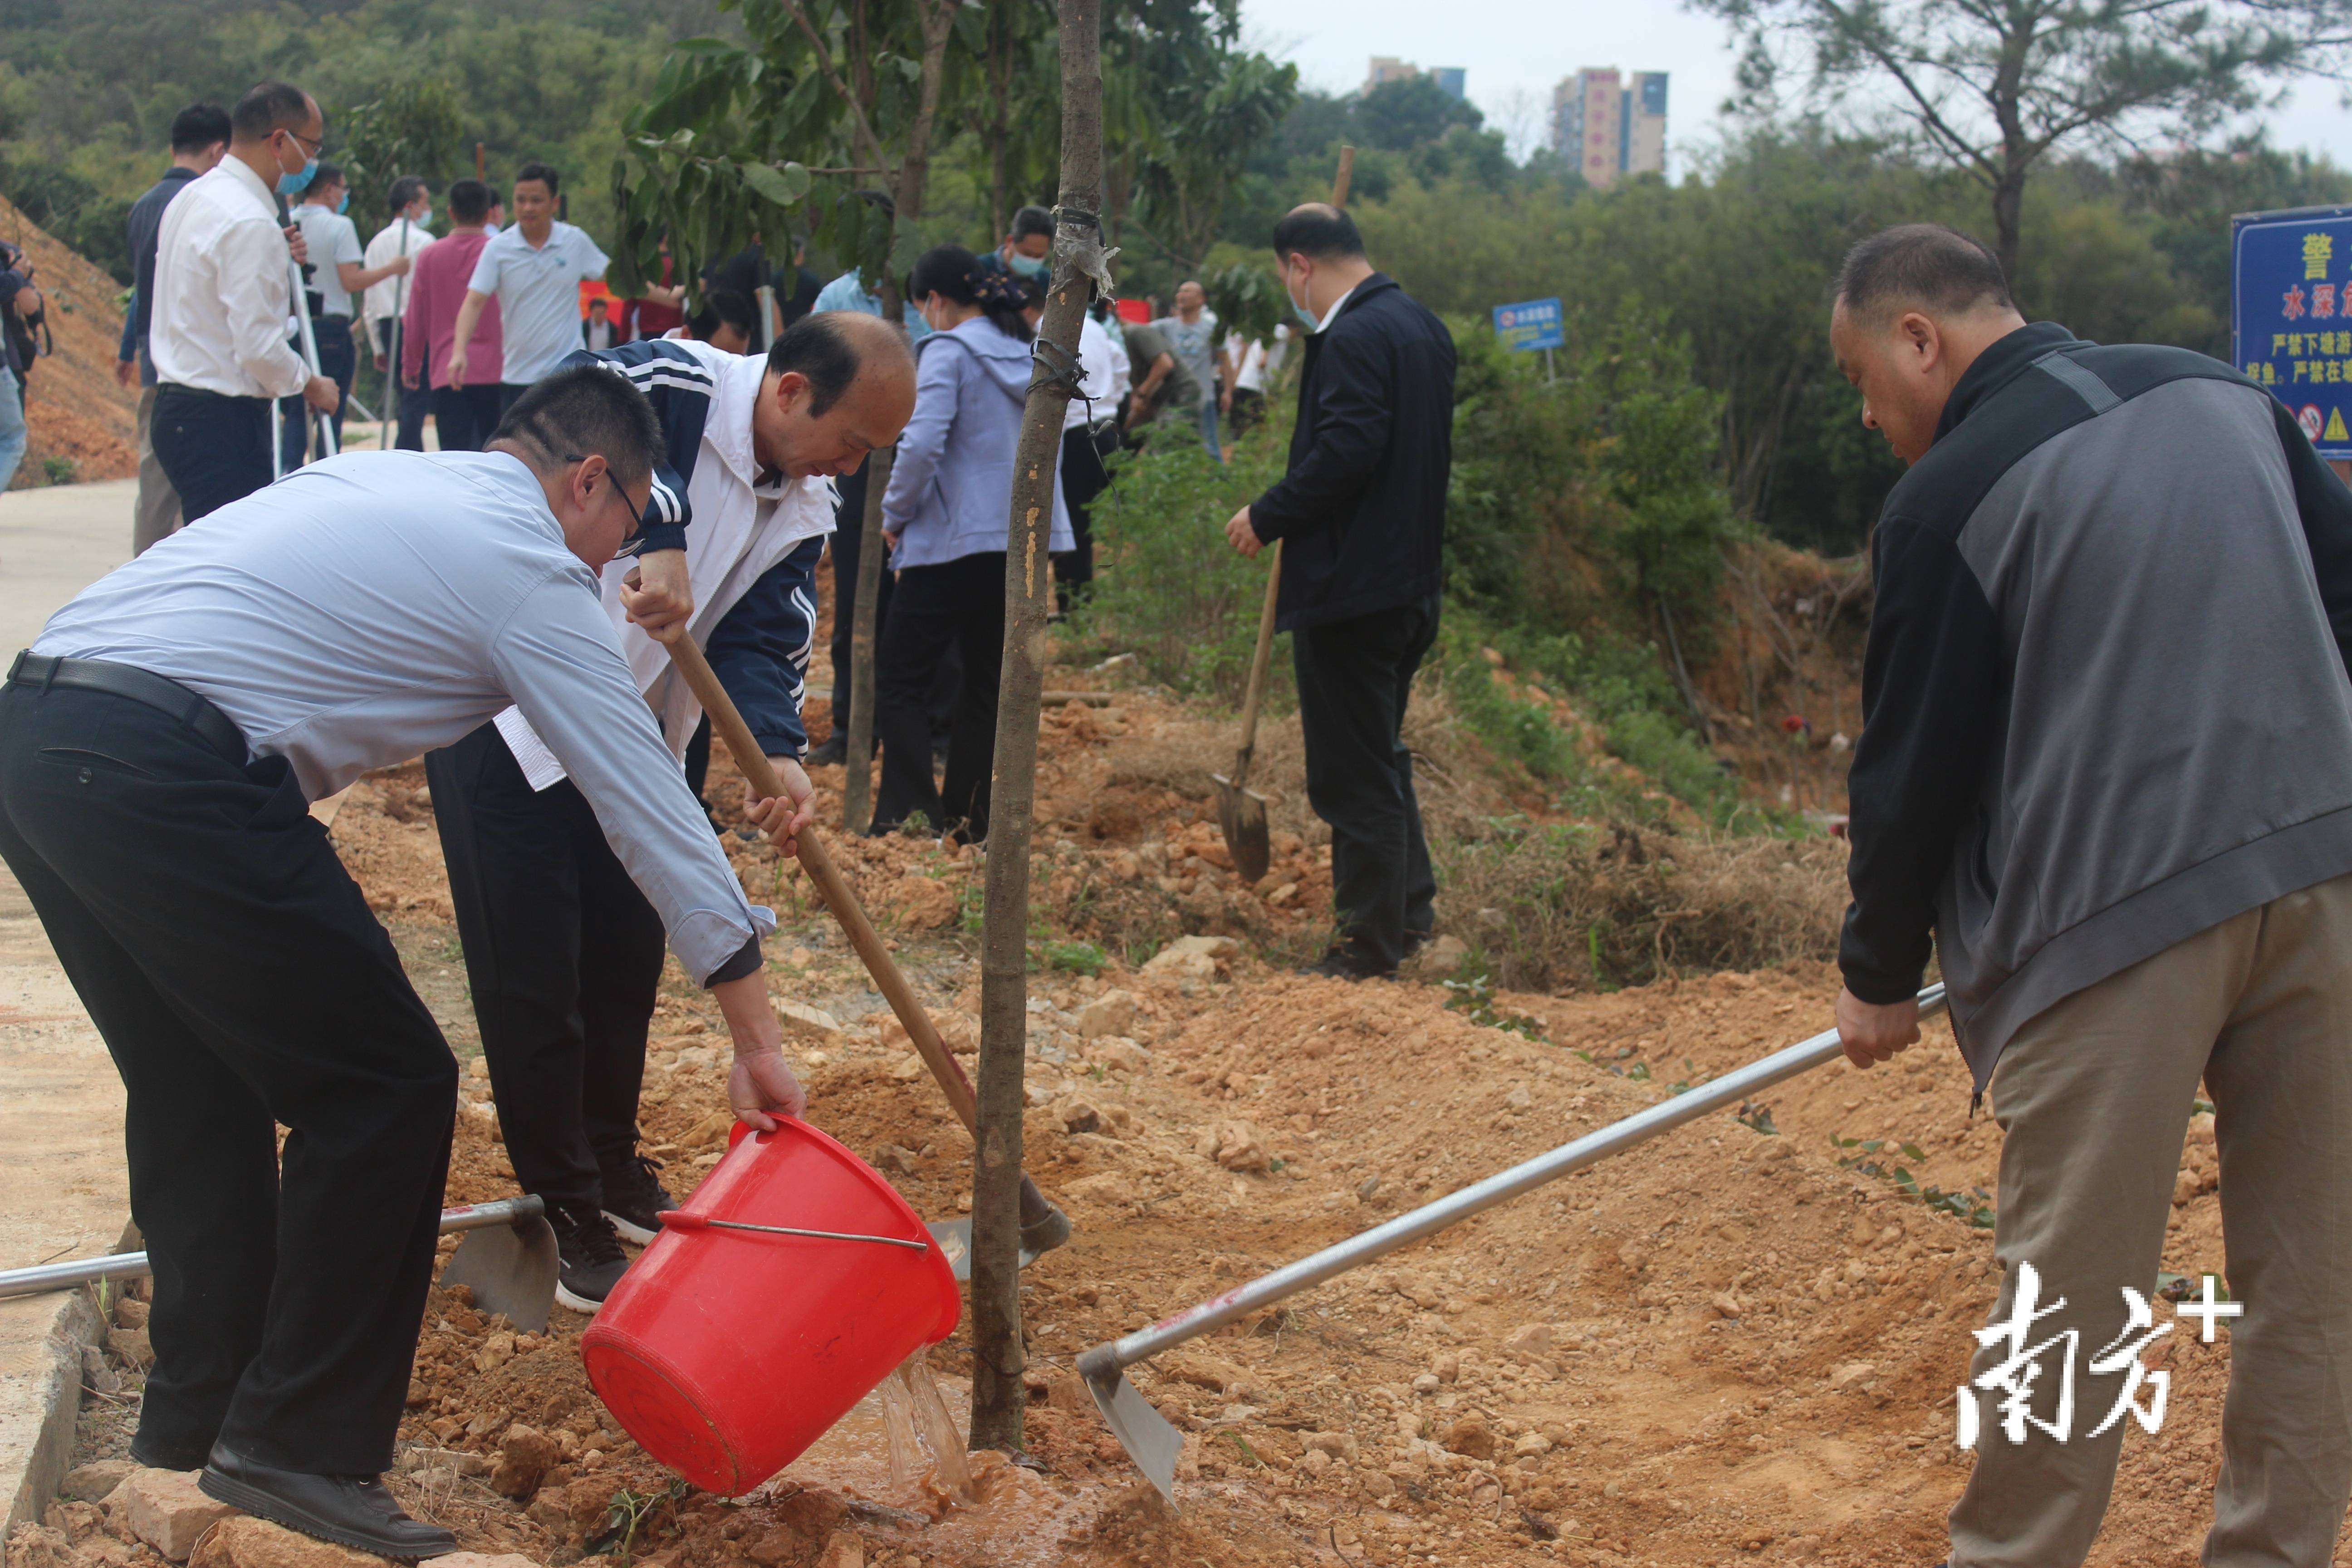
[446,162,605,414]
[148,79,341,521]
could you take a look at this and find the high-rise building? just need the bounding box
[1551,68,1668,187]
[1431,67,1467,101]
[1366,56,1417,92]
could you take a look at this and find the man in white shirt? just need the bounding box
[1,368,805,1555]
[283,162,408,467]
[446,162,607,413]
[148,79,340,521]
[424,314,914,1308]
[361,176,433,450]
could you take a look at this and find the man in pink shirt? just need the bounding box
[401,177,503,449]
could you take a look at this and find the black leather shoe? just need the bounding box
[200,1444,456,1560]
[1298,948,1393,982]
[128,1433,212,1472]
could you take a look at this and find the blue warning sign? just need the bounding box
[2232,205,2352,458]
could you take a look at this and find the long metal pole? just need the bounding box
[0,1196,545,1301]
[384,216,413,450]
[1079,985,1946,1379]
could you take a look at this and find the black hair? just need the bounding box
[768,311,903,417]
[514,161,560,196]
[491,365,663,493]
[1835,223,2013,323]
[169,103,231,155]
[686,288,760,345]
[909,243,1033,343]
[1009,205,1054,243]
[385,175,429,214]
[230,81,311,143]
[1269,204,1365,264]
[310,161,344,191]
[448,179,493,224]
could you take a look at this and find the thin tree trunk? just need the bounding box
[968,0,1102,1454]
[843,317,896,831]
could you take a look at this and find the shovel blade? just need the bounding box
[439,1213,559,1331]
[1083,1368,1184,1504]
[1210,774,1271,884]
[924,1219,1043,1284]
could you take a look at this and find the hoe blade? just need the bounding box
[439,1211,559,1331]
[924,1219,1043,1283]
[1211,773,1271,884]
[1084,1367,1184,1503]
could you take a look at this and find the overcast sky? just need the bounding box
[1241,0,2352,174]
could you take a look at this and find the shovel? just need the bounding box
[1077,985,1949,1502]
[1212,544,1281,884]
[0,1195,561,1333]
[661,635,1072,1280]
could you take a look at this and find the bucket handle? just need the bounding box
[658,1211,931,1253]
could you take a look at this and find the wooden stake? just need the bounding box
[967,0,1103,1454]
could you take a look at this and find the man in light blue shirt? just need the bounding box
[813,268,933,342]
[446,162,607,414]
[0,368,805,1559]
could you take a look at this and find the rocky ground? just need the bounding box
[2,678,2285,1568]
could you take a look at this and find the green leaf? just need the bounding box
[740,160,812,206]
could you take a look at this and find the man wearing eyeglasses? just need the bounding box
[0,368,809,1557]
[148,80,342,520]
[421,310,917,1313]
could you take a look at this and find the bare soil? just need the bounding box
[0,196,137,488]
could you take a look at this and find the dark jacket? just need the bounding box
[1250,273,1455,632]
[121,166,201,384]
[1841,320,2352,1092]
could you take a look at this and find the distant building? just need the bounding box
[1551,68,1667,187]
[1366,56,1417,92]
[1430,67,1466,100]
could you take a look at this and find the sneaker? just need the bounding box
[601,1152,678,1245]
[548,1202,630,1313]
[805,734,848,767]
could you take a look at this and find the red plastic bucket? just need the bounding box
[580,1118,960,1494]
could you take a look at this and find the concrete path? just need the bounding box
[0,478,135,1533]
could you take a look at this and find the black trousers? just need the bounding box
[1052,424,1110,603]
[150,384,273,522]
[0,682,455,1474]
[279,317,355,469]
[372,320,429,451]
[1293,594,1441,971]
[872,551,1004,841]
[429,383,505,452]
[424,723,665,1215]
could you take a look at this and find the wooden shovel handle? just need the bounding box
[665,636,980,1135]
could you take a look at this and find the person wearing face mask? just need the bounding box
[1221,203,1455,981]
[362,176,434,451]
[147,79,341,522]
[1,368,809,1555]
[422,313,915,1311]
[284,163,409,466]
[869,245,1073,842]
[974,205,1056,286]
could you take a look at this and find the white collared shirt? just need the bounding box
[466,220,608,384]
[291,201,363,317]
[149,157,308,400]
[1313,279,1364,335]
[362,217,430,326]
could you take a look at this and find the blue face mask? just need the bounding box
[334,190,349,215]
[277,155,318,197]
[1007,250,1049,278]
[1286,265,1319,330]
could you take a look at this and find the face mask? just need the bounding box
[334,190,349,215]
[276,135,318,197]
[1008,250,1049,279]
[415,206,432,228]
[1288,268,1320,330]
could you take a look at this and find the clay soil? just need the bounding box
[0,196,137,487]
[38,676,2273,1568]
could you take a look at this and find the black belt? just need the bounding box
[6,652,249,764]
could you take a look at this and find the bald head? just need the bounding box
[755,310,916,479]
[1272,202,1374,330]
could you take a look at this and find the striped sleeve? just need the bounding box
[562,341,717,556]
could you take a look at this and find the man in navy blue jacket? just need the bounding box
[423,315,912,1309]
[1224,205,1455,979]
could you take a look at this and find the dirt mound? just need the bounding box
[0,194,136,487]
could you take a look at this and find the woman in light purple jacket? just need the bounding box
[871,245,1073,841]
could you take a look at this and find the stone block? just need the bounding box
[110,1470,238,1562]
[187,1517,387,1568]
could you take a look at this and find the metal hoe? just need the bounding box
[0,1195,562,1333]
[1077,985,1949,1502]
[659,634,1073,1279]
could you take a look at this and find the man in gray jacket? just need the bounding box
[1831,223,2352,1567]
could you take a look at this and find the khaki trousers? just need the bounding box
[1951,872,2352,1567]
[132,383,183,556]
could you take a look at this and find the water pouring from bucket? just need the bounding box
[580,1117,962,1496]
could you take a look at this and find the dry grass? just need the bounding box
[1435,819,1850,992]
